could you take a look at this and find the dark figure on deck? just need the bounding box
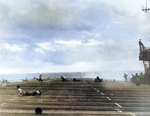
[38,74,43,81]
[2,79,7,83]
[61,76,67,81]
[16,85,41,96]
[22,78,28,81]
[73,78,80,81]
[95,76,103,82]
[123,73,128,82]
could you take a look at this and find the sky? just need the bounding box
[0,0,150,74]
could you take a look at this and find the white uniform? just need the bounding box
[18,88,26,96]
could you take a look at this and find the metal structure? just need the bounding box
[139,39,150,73]
[142,0,150,12]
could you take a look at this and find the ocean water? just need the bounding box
[0,70,144,83]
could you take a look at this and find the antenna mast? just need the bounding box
[142,0,150,12]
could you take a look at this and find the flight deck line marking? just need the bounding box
[115,108,122,113]
[115,103,122,108]
[101,92,104,95]
[82,80,90,86]
[83,81,101,94]
[45,80,51,82]
[82,80,93,88]
[129,112,136,116]
[106,97,111,100]
[1,103,6,106]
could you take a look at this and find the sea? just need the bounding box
[0,70,144,83]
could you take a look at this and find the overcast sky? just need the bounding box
[0,0,150,74]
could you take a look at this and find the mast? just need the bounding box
[146,0,147,12]
[142,0,150,12]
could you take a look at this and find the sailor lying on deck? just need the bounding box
[16,85,41,96]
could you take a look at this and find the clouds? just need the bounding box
[4,43,27,52]
[0,0,111,39]
[0,0,148,74]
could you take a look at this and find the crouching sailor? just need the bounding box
[17,85,41,96]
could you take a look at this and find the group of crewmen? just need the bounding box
[61,76,80,81]
[61,75,103,82]
[95,73,129,83]
[17,73,43,96]
[95,76,103,82]
[17,73,129,97]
